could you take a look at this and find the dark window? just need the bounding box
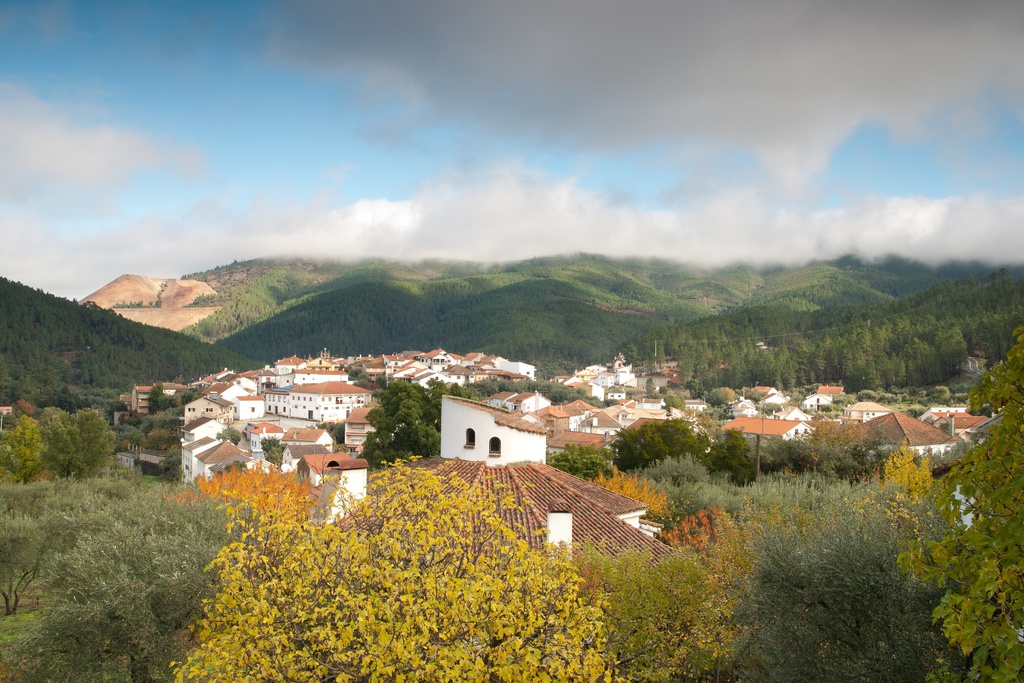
[465,428,476,448]
[488,437,501,456]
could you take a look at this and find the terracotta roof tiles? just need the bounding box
[855,412,955,447]
[405,458,671,557]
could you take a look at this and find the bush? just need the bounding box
[738,503,955,682]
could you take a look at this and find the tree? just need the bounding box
[593,468,670,524]
[196,467,313,524]
[613,419,711,471]
[904,325,1024,682]
[706,429,754,483]
[147,381,165,414]
[882,444,932,500]
[261,436,284,466]
[580,513,749,681]
[38,408,114,478]
[215,426,242,445]
[177,466,611,682]
[0,415,44,483]
[362,379,471,468]
[706,387,736,408]
[7,483,230,683]
[741,504,953,682]
[547,444,613,480]
[0,512,46,615]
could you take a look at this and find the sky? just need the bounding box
[2,0,1024,299]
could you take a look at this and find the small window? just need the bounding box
[465,428,476,448]
[488,437,501,457]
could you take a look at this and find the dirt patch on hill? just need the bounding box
[84,274,165,307]
[161,279,216,308]
[113,307,222,331]
[83,274,220,331]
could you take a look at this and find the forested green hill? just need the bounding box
[634,270,1024,393]
[0,277,254,408]
[204,254,1020,372]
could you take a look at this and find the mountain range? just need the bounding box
[3,253,1020,409]
[165,254,1021,367]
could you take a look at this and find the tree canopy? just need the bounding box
[177,465,611,682]
[905,325,1024,682]
[613,419,712,472]
[362,379,472,467]
[38,408,114,479]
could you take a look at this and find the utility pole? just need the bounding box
[755,414,764,483]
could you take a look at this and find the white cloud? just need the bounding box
[0,83,201,202]
[6,164,1023,299]
[268,0,1024,189]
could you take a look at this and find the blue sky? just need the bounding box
[2,0,1024,298]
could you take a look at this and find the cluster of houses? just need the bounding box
[150,349,533,483]
[719,384,991,457]
[112,345,1004,555]
[124,348,991,506]
[175,388,669,555]
[554,353,638,402]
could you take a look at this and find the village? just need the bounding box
[113,347,990,494]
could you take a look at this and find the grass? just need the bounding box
[0,609,41,648]
[0,586,44,654]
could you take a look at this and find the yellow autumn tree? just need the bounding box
[580,513,750,681]
[195,466,314,524]
[882,442,933,500]
[176,466,611,682]
[593,467,670,523]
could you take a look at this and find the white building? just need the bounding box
[246,422,286,456]
[495,359,536,381]
[293,369,350,386]
[844,401,893,423]
[801,393,834,412]
[180,417,223,445]
[439,396,548,466]
[234,395,266,421]
[278,382,372,422]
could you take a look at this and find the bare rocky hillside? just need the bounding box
[82,274,220,331]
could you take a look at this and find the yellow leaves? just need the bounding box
[882,443,933,500]
[176,466,612,682]
[196,467,314,525]
[593,467,670,522]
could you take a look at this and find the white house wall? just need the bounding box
[440,399,546,466]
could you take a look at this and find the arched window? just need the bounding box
[465,428,476,448]
[488,437,501,456]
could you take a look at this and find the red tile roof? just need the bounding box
[722,417,810,437]
[817,385,845,395]
[406,458,671,557]
[290,382,371,395]
[546,432,611,449]
[197,441,247,465]
[249,423,285,435]
[299,452,357,476]
[283,428,331,443]
[345,407,373,424]
[183,417,216,431]
[855,412,954,447]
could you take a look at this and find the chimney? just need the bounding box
[546,498,573,546]
[326,458,369,521]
